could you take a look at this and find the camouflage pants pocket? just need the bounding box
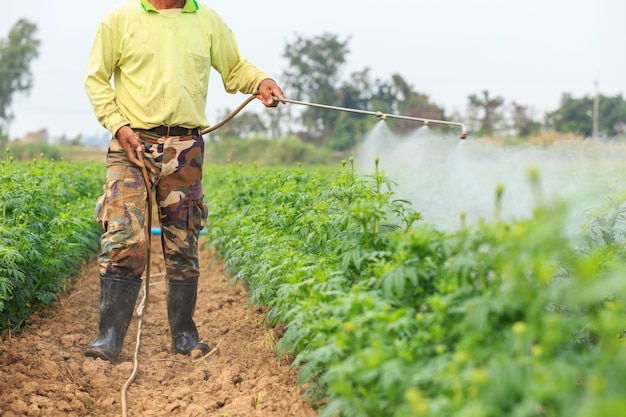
[188,182,208,234]
[160,181,207,281]
[96,164,147,231]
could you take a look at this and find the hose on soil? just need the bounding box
[119,94,260,417]
[121,150,151,417]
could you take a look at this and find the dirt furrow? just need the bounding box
[0,237,316,417]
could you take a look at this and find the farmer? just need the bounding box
[84,0,284,361]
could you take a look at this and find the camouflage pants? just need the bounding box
[95,132,207,281]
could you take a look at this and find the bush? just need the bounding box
[202,160,626,416]
[0,151,104,331]
[204,135,333,166]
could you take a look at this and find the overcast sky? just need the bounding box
[1,0,625,140]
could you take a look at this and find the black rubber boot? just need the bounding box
[85,275,142,362]
[167,278,210,355]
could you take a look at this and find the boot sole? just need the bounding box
[175,342,210,356]
[84,347,116,362]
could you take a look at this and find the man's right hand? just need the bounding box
[116,125,144,168]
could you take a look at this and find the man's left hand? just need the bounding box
[258,79,284,107]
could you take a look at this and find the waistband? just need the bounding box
[135,125,201,137]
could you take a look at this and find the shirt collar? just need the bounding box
[140,0,198,13]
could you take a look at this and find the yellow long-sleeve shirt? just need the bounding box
[85,0,272,136]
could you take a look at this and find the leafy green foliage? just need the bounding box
[203,159,626,416]
[204,135,331,166]
[546,93,626,137]
[281,35,446,149]
[282,33,350,144]
[0,151,103,331]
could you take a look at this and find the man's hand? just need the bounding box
[258,79,284,107]
[116,125,144,168]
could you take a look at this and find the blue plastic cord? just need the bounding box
[151,227,206,235]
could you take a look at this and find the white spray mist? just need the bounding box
[355,122,625,232]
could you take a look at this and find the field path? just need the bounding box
[0,235,316,417]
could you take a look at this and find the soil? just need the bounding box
[0,234,318,417]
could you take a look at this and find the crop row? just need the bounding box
[203,159,626,417]
[0,152,103,331]
[2,151,625,415]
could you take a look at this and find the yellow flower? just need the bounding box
[404,388,428,414]
[512,321,527,335]
[454,350,469,364]
[343,322,355,333]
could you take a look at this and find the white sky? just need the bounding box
[1,0,625,140]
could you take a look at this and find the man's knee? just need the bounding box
[99,227,149,278]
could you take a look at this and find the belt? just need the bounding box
[139,125,201,137]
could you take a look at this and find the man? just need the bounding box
[84,0,284,362]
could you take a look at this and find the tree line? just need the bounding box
[0,19,39,146]
[1,22,625,149]
[222,32,626,149]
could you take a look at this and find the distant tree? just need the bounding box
[601,94,626,137]
[369,76,398,114]
[388,74,445,134]
[466,90,506,136]
[282,33,350,144]
[337,68,374,111]
[509,102,542,137]
[547,93,626,137]
[211,107,267,140]
[545,93,593,136]
[0,19,40,140]
[328,68,378,150]
[326,72,447,149]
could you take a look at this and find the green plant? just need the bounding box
[201,160,626,416]
[0,151,104,331]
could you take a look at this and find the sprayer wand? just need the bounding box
[273,97,468,139]
[201,94,467,139]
